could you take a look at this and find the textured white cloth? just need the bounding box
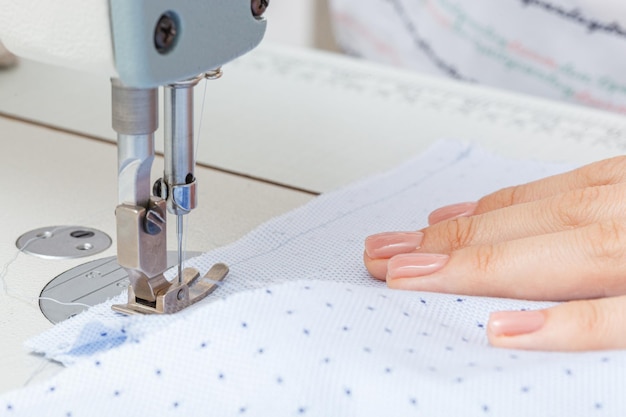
[330,0,626,114]
[3,140,626,416]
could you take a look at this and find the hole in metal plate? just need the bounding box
[16,226,111,259]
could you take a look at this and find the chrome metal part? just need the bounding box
[16,226,111,260]
[39,251,201,324]
[164,75,202,288]
[112,262,229,315]
[112,79,173,313]
[118,133,155,207]
[111,79,158,207]
[176,215,184,284]
[163,75,202,216]
[204,68,223,80]
[110,54,235,317]
[111,79,158,135]
[115,199,168,301]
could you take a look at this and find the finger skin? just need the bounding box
[488,296,626,351]
[474,156,626,214]
[364,251,388,281]
[364,182,626,280]
[387,220,626,300]
[363,156,626,351]
[419,182,626,254]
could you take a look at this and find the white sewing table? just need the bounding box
[1,44,625,393]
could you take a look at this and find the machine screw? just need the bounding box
[144,207,166,235]
[251,0,269,18]
[154,12,178,54]
[153,178,167,199]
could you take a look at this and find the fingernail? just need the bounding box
[428,202,478,225]
[488,310,546,337]
[386,253,449,280]
[365,232,424,258]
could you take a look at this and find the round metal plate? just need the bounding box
[39,251,201,324]
[16,226,112,259]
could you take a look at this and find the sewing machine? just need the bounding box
[3,0,626,395]
[0,0,268,315]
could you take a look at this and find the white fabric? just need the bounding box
[330,0,626,115]
[3,140,626,416]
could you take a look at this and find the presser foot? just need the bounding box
[112,263,229,315]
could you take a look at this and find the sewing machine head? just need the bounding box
[0,0,268,315]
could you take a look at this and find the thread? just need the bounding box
[38,297,91,309]
[195,78,209,159]
[1,225,68,301]
[22,360,55,388]
[180,77,210,273]
[0,245,21,295]
[1,225,105,311]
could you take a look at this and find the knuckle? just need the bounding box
[578,156,626,186]
[443,217,477,250]
[570,300,610,337]
[479,185,523,212]
[471,244,499,277]
[586,220,626,267]
[553,187,602,228]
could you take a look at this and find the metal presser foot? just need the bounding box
[110,72,233,316]
[110,198,229,316]
[112,263,229,315]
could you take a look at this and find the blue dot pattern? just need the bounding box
[8,141,624,415]
[2,282,626,416]
[27,141,570,364]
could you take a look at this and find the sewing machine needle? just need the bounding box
[177,214,183,284]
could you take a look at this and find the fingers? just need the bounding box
[362,156,626,351]
[428,202,478,225]
[364,232,423,258]
[364,232,424,280]
[386,219,626,300]
[364,183,626,280]
[488,295,626,351]
[420,183,626,254]
[471,156,626,215]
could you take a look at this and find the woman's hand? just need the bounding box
[363,156,626,351]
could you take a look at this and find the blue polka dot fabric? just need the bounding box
[6,141,624,416]
[26,141,569,365]
[3,282,626,416]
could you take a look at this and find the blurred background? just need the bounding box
[263,0,339,52]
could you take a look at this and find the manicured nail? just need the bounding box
[428,202,478,225]
[386,253,449,280]
[488,310,546,337]
[365,232,424,259]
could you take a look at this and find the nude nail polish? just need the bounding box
[364,232,424,259]
[488,310,546,337]
[428,202,478,225]
[386,253,449,280]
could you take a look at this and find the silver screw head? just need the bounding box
[154,12,178,54]
[251,0,269,18]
